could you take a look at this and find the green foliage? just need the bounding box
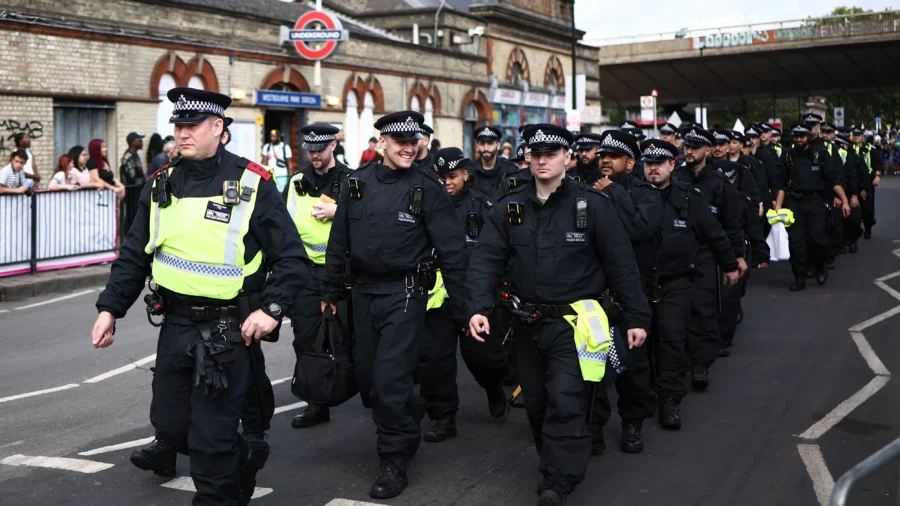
[810,6,900,25]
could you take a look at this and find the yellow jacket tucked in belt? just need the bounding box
[563,299,611,382]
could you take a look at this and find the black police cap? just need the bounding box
[771,127,782,136]
[682,126,714,147]
[820,122,836,133]
[300,123,339,151]
[640,139,677,162]
[710,128,734,144]
[433,147,470,174]
[711,159,742,179]
[621,127,646,141]
[744,124,761,137]
[659,122,677,135]
[791,123,812,136]
[522,124,574,154]
[758,122,773,133]
[741,135,754,147]
[515,143,527,161]
[421,124,434,136]
[167,87,231,125]
[803,112,824,124]
[374,111,424,140]
[475,125,501,141]
[598,130,640,159]
[619,120,640,130]
[574,132,603,150]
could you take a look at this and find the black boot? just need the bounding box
[658,397,681,430]
[487,383,509,420]
[242,430,267,441]
[129,439,176,478]
[238,439,270,506]
[691,365,709,390]
[537,488,567,506]
[291,403,330,428]
[826,258,836,271]
[370,460,408,499]
[789,278,806,291]
[620,423,644,453]
[423,416,457,443]
[589,423,605,456]
[815,265,828,285]
[864,227,872,239]
[849,242,858,254]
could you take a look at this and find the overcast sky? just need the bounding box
[576,0,895,43]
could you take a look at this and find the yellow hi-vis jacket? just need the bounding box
[766,208,795,227]
[285,172,333,265]
[144,167,263,300]
[563,299,612,382]
[427,270,447,311]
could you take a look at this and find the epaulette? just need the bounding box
[236,157,272,181]
[355,161,376,173]
[470,188,494,208]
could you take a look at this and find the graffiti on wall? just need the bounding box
[0,119,44,155]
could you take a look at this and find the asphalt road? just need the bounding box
[1,178,899,506]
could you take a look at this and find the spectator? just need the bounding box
[334,132,347,166]
[430,138,441,153]
[120,132,146,186]
[146,133,163,169]
[0,150,30,194]
[149,135,176,175]
[500,141,513,159]
[13,132,40,188]
[68,145,101,188]
[261,129,292,190]
[87,139,125,197]
[359,136,381,166]
[49,155,79,190]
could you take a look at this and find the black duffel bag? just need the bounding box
[291,307,358,407]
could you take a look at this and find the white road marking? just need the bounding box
[0,454,113,473]
[0,309,8,314]
[270,377,291,386]
[850,331,891,376]
[0,440,24,449]
[874,269,900,283]
[83,354,156,384]
[0,383,79,404]
[848,305,900,332]
[800,375,891,440]
[325,500,387,506]
[273,402,306,415]
[875,281,900,302]
[13,289,96,310]
[161,476,272,498]
[79,436,156,456]
[797,444,834,506]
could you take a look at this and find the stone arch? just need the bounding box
[260,66,310,92]
[407,81,443,116]
[544,56,565,90]
[343,73,368,113]
[461,89,491,121]
[184,55,219,93]
[505,47,531,86]
[149,53,188,98]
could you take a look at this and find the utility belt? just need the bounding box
[499,282,576,324]
[785,188,821,200]
[145,285,264,342]
[352,258,437,295]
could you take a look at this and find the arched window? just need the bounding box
[424,98,435,131]
[156,73,178,139]
[344,91,360,167]
[359,92,376,157]
[188,75,205,90]
[510,62,525,87]
[410,96,421,114]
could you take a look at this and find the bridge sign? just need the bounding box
[290,11,348,60]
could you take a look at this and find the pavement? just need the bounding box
[1,179,899,506]
[0,264,110,302]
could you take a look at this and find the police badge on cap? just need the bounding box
[640,139,677,162]
[792,123,812,136]
[711,159,741,179]
[710,128,734,145]
[522,124,574,153]
[659,123,677,135]
[374,111,425,140]
[803,113,824,124]
[433,147,470,174]
[598,130,639,159]
[167,87,232,124]
[515,143,527,161]
[475,125,501,142]
[300,123,339,151]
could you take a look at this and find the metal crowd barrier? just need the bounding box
[830,436,900,506]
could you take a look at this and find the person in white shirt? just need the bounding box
[261,129,292,192]
[0,150,29,194]
[13,132,40,188]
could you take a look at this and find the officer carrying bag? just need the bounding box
[291,308,358,407]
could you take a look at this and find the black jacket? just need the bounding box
[466,156,521,201]
[673,162,746,261]
[598,173,663,281]
[566,163,603,186]
[281,161,353,202]
[778,141,840,195]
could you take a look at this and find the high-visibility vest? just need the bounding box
[145,167,263,300]
[838,146,848,165]
[285,172,333,265]
[774,144,783,157]
[563,299,611,382]
[426,270,447,311]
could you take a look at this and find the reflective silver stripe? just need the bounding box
[156,250,243,278]
[223,171,260,266]
[287,191,298,220]
[147,182,163,252]
[580,299,609,346]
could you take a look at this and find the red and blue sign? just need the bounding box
[290,11,348,61]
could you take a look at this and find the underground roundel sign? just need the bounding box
[290,11,349,61]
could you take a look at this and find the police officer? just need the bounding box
[851,127,881,239]
[466,125,520,200]
[467,123,650,506]
[747,124,781,208]
[836,128,866,253]
[643,139,739,429]
[770,126,783,153]
[419,147,510,443]
[285,123,354,429]
[776,123,850,291]
[91,87,309,505]
[710,128,761,207]
[659,122,678,143]
[417,124,436,172]
[621,120,647,179]
[589,130,662,455]
[321,111,469,499]
[818,121,846,269]
[566,132,603,185]
[515,142,529,170]
[673,126,747,389]
[729,130,770,215]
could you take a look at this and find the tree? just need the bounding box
[809,6,900,25]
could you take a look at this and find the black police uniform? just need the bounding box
[416,151,435,173]
[778,124,840,286]
[621,123,646,180]
[96,88,309,506]
[321,111,469,499]
[467,126,521,201]
[419,149,510,441]
[840,135,867,250]
[467,124,651,504]
[860,138,878,237]
[567,133,603,186]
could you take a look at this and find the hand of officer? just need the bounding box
[736,257,748,278]
[627,328,647,349]
[860,190,868,201]
[873,175,881,187]
[772,200,777,210]
[320,301,337,314]
[842,201,851,218]
[593,177,612,191]
[312,202,337,223]
[758,262,769,269]
[469,315,490,343]
[833,197,842,208]
[240,310,278,346]
[758,203,764,218]
[92,311,116,349]
[722,270,739,287]
[851,195,860,208]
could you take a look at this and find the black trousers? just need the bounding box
[654,275,694,402]
[828,204,844,258]
[717,275,744,348]
[591,341,655,427]
[515,318,591,495]
[686,258,721,368]
[420,305,508,420]
[353,291,425,466]
[844,205,863,244]
[784,196,829,276]
[240,340,274,433]
[150,321,251,506]
[862,185,876,229]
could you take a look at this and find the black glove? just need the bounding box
[186,341,232,397]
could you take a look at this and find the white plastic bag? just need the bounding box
[766,222,790,261]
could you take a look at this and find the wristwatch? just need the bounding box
[264,303,282,319]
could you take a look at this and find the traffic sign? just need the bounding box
[834,107,844,128]
[640,96,655,109]
[876,116,882,132]
[290,11,348,60]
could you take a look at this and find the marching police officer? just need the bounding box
[620,120,647,179]
[515,142,529,170]
[566,132,603,185]
[710,129,761,207]
[673,126,747,389]
[467,123,651,506]
[776,123,850,290]
[837,128,866,253]
[417,124,436,172]
[659,122,678,143]
[728,130,770,214]
[285,123,354,429]
[91,87,309,505]
[746,124,781,207]
[419,147,510,443]
[589,130,663,455]
[466,125,520,200]
[321,111,469,499]
[818,121,846,269]
[643,140,739,429]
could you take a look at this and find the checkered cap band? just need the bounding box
[529,129,570,148]
[576,137,601,146]
[380,116,422,135]
[600,135,634,157]
[174,95,224,118]
[684,129,709,145]
[304,131,335,143]
[712,131,731,142]
[642,144,673,158]
[477,127,498,139]
[437,157,464,170]
[792,124,811,135]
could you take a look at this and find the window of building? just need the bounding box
[463,102,478,158]
[344,91,360,167]
[156,73,177,139]
[510,62,525,87]
[54,102,114,164]
[424,97,434,130]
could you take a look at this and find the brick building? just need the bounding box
[0,0,597,186]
